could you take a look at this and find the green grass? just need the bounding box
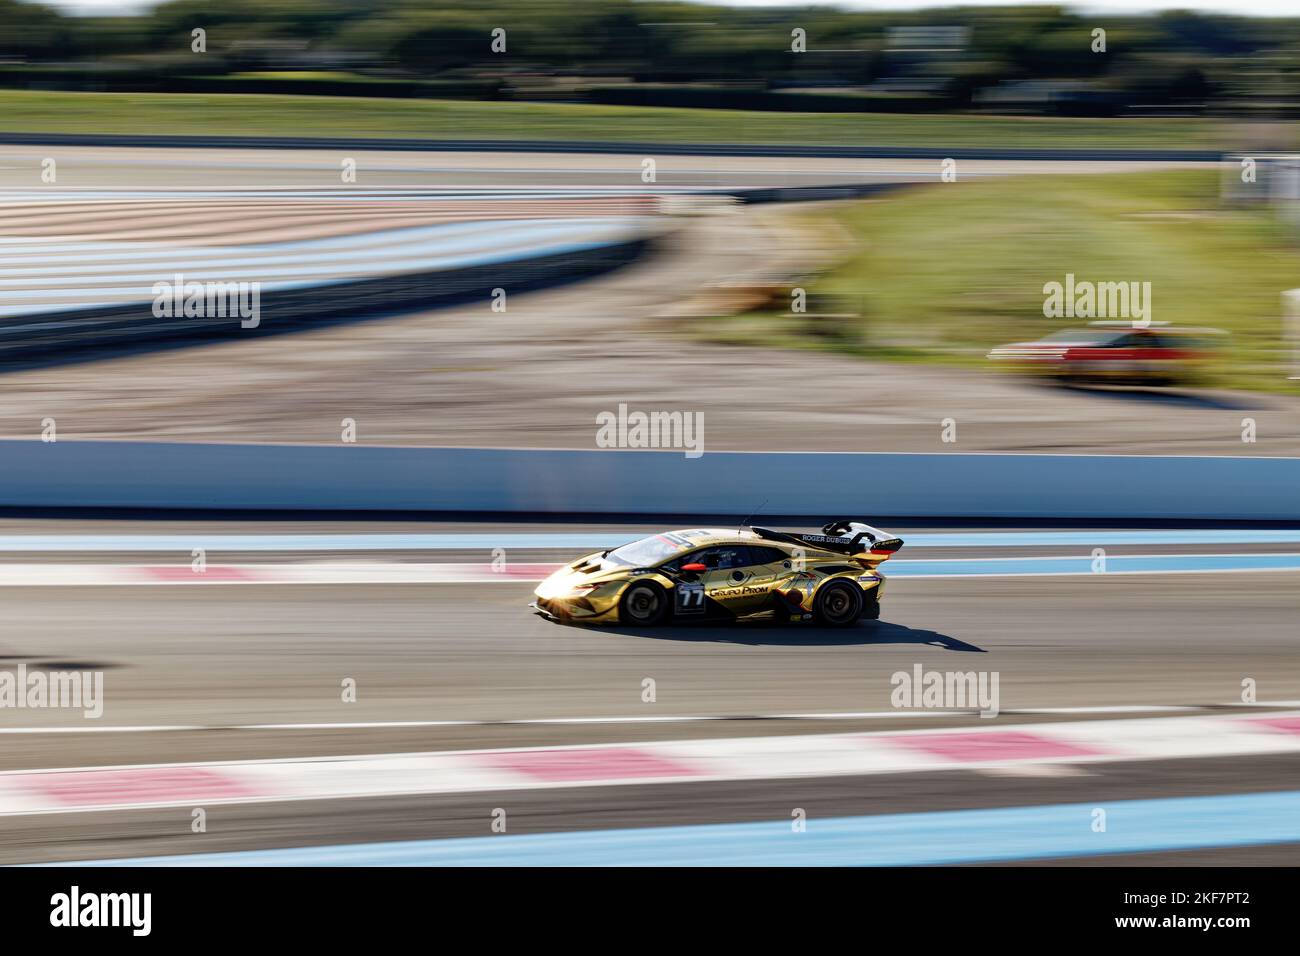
[0,89,1256,149]
[697,170,1300,392]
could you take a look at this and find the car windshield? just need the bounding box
[606,534,689,567]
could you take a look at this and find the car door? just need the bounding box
[662,549,710,618]
[1106,332,1148,376]
[664,546,779,617]
[701,545,783,614]
[666,546,751,617]
[1132,330,1170,376]
[744,545,791,592]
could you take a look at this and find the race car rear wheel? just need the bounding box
[619,581,669,626]
[814,580,864,627]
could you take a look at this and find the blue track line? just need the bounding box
[887,553,1300,576]
[44,790,1300,867]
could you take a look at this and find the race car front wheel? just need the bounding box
[814,580,864,627]
[619,581,669,626]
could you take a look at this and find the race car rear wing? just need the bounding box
[753,520,904,561]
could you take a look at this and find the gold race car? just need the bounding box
[531,520,903,627]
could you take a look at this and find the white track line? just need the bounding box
[0,557,1296,586]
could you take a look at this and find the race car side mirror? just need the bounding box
[681,563,707,572]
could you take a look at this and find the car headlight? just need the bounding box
[534,575,568,599]
[537,580,601,599]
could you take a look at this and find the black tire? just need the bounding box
[619,581,670,626]
[813,580,864,628]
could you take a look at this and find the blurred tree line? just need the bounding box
[1,0,1299,115]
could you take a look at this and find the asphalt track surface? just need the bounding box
[0,517,1296,864]
[0,144,1217,191]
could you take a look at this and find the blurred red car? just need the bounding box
[987,322,1225,385]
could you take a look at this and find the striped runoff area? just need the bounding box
[0,212,652,319]
[4,712,1300,818]
[0,187,654,322]
[0,552,1296,586]
[0,192,655,242]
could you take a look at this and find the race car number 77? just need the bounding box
[676,582,705,613]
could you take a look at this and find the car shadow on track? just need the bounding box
[544,617,984,650]
[1047,383,1256,411]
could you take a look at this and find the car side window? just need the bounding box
[1112,333,1150,349]
[683,547,744,570]
[667,549,724,571]
[668,547,774,571]
[711,548,744,570]
[662,550,700,572]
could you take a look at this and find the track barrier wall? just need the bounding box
[0,442,1295,519]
